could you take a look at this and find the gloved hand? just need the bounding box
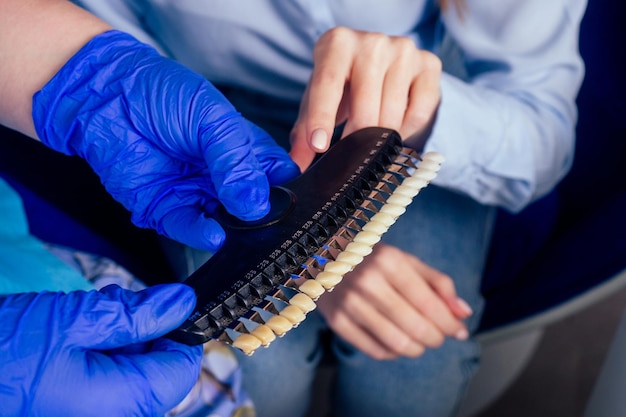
[33,30,300,251]
[0,283,203,417]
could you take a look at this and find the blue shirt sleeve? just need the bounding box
[422,0,587,212]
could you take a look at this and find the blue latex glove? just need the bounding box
[33,30,300,251]
[0,283,203,417]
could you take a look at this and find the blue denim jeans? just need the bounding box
[168,184,495,417]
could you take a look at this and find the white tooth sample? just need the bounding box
[289,293,317,313]
[265,315,293,336]
[370,212,396,227]
[323,261,353,275]
[232,333,262,356]
[345,241,374,256]
[315,271,343,289]
[279,305,306,324]
[353,231,381,245]
[362,220,388,234]
[336,250,364,266]
[401,176,429,190]
[386,194,412,207]
[418,159,442,172]
[298,279,326,299]
[250,324,276,346]
[422,151,445,164]
[380,203,406,217]
[394,184,421,198]
[414,169,438,182]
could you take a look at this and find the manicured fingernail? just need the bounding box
[311,129,328,151]
[455,328,469,341]
[457,297,473,316]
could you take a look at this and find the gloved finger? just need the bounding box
[201,118,271,221]
[246,121,301,185]
[117,339,203,416]
[64,284,197,350]
[159,205,227,251]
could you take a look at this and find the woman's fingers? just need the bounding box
[290,27,443,171]
[317,244,472,359]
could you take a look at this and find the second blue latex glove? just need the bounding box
[33,30,300,251]
[0,284,203,417]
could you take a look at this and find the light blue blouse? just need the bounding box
[73,0,587,212]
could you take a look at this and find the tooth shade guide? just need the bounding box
[169,127,442,351]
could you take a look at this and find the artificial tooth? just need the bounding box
[344,241,374,256]
[414,169,438,182]
[362,220,388,234]
[249,324,276,346]
[298,279,326,299]
[386,194,412,207]
[401,176,429,189]
[264,315,293,336]
[379,203,406,217]
[335,250,364,266]
[279,305,306,324]
[315,271,344,289]
[394,184,421,198]
[370,212,396,227]
[232,333,263,356]
[418,159,442,171]
[353,231,382,245]
[323,261,353,275]
[422,151,445,164]
[289,293,317,313]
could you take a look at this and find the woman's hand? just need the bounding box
[317,243,472,360]
[290,27,442,171]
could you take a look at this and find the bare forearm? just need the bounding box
[0,0,111,138]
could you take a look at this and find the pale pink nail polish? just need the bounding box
[311,129,328,151]
[455,328,469,341]
[457,297,473,316]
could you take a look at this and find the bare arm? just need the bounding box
[0,0,111,138]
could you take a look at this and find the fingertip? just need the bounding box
[160,208,226,252]
[455,297,473,317]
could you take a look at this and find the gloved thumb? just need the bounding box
[246,121,302,185]
[63,284,197,350]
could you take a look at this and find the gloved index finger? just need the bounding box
[64,284,197,350]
